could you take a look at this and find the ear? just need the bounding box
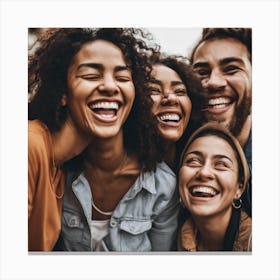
[60,94,67,106]
[234,183,245,199]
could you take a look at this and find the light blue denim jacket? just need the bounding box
[60,162,179,251]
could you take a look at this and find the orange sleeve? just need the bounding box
[28,129,44,219]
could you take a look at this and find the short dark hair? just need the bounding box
[190,28,252,63]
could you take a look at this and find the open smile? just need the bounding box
[203,97,234,114]
[156,112,182,127]
[189,185,219,198]
[88,100,121,122]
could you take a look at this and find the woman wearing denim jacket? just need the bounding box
[56,28,179,252]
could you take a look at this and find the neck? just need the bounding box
[86,130,126,172]
[236,115,251,149]
[193,208,232,251]
[51,120,91,166]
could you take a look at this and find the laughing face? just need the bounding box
[63,39,135,138]
[148,64,192,142]
[192,38,252,136]
[179,135,243,218]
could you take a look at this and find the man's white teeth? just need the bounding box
[159,113,180,122]
[208,97,231,106]
[191,186,218,196]
[90,102,119,110]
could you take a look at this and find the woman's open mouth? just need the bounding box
[157,112,182,127]
[189,185,219,198]
[89,101,120,122]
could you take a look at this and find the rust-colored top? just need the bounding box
[28,120,65,251]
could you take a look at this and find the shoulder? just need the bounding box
[154,161,176,180]
[28,120,51,157]
[234,210,252,251]
[153,161,177,192]
[178,218,197,251]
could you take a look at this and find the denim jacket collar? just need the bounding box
[71,170,156,220]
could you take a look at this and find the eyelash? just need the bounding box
[78,74,131,82]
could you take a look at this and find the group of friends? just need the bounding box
[28,27,252,252]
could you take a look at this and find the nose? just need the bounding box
[202,69,226,92]
[196,162,214,181]
[161,91,178,106]
[98,75,119,95]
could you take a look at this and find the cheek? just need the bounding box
[125,84,136,101]
[228,76,250,96]
[179,167,193,187]
[150,96,161,112]
[179,168,193,205]
[219,173,240,195]
[180,97,192,117]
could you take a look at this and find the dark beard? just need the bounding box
[202,95,251,137]
[229,95,251,136]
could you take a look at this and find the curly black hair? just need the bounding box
[28,28,161,171]
[148,53,206,171]
[190,28,252,64]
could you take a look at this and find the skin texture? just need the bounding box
[179,135,243,220]
[149,64,192,142]
[192,38,252,137]
[63,39,135,140]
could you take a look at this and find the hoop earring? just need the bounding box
[232,198,242,209]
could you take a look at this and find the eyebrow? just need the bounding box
[150,79,185,87]
[185,151,233,163]
[77,63,130,72]
[193,57,245,68]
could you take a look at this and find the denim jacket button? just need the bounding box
[70,217,78,226]
[110,219,117,227]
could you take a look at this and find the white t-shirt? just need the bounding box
[89,219,110,251]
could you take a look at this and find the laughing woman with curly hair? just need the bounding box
[28,28,176,251]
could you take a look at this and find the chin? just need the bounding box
[160,131,182,142]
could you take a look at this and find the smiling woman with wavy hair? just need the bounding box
[29,28,179,252]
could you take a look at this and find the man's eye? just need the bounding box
[223,65,239,74]
[195,68,210,77]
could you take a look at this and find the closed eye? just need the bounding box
[174,87,187,95]
[115,75,132,82]
[77,74,100,80]
[185,158,202,167]
[148,86,161,95]
[214,160,231,170]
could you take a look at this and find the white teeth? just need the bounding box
[191,186,217,196]
[159,113,180,121]
[90,102,119,110]
[208,97,231,106]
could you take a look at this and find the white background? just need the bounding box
[1,1,280,280]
